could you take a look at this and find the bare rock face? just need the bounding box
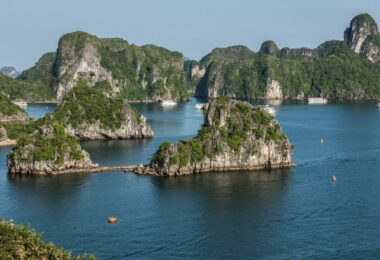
[55,35,117,99]
[53,31,190,102]
[7,124,97,175]
[361,35,380,63]
[265,78,283,99]
[138,97,293,176]
[191,65,206,79]
[344,13,379,55]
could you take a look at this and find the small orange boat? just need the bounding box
[107,216,118,223]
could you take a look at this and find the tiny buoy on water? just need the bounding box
[107,216,118,224]
[332,175,336,182]
[320,138,324,144]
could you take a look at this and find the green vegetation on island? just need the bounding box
[0,73,55,101]
[48,79,127,130]
[8,123,85,166]
[196,41,380,99]
[196,13,380,100]
[0,92,26,117]
[2,80,153,143]
[0,220,95,259]
[147,97,292,175]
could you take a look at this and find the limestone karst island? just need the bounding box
[1,3,380,258]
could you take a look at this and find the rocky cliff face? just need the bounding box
[54,33,116,99]
[7,123,96,175]
[50,32,191,101]
[265,78,283,99]
[344,13,380,64]
[16,32,195,102]
[136,97,293,176]
[0,92,29,122]
[344,14,379,54]
[43,80,153,140]
[361,35,380,63]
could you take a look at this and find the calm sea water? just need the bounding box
[1,100,380,259]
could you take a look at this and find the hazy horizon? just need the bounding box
[0,0,379,70]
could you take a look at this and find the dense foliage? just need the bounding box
[0,92,26,116]
[151,97,286,167]
[0,74,55,101]
[50,80,128,130]
[98,40,189,101]
[0,220,95,259]
[17,52,57,99]
[1,80,143,140]
[9,123,84,165]
[197,41,380,99]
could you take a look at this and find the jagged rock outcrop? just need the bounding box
[0,92,29,122]
[344,14,379,54]
[361,35,380,63]
[195,14,380,101]
[42,80,153,140]
[7,123,97,175]
[136,97,293,176]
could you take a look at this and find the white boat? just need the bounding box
[308,97,328,104]
[262,105,276,116]
[161,100,177,106]
[12,101,28,108]
[377,102,380,108]
[195,103,205,110]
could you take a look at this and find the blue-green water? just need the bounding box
[1,100,380,259]
[25,103,57,119]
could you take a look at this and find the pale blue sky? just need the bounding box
[0,0,379,70]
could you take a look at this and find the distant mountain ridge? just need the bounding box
[194,13,380,100]
[0,66,19,78]
[1,13,380,102]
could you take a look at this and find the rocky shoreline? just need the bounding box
[131,162,294,176]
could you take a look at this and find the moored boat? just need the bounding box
[161,100,177,106]
[308,97,328,104]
